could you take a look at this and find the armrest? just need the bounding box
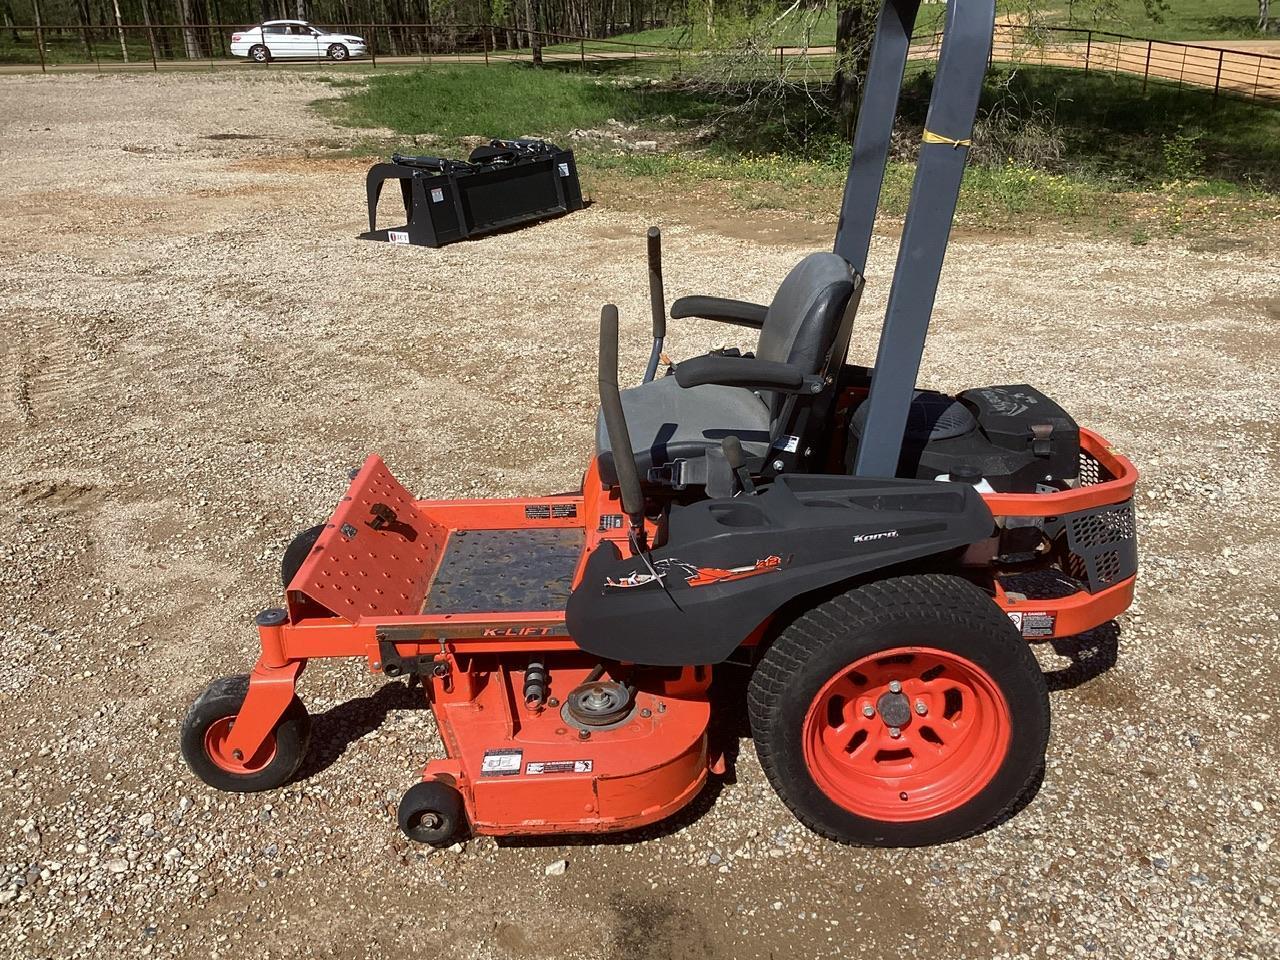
[675,355,816,392]
[669,296,768,329]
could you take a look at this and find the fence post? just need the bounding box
[1253,57,1262,100]
[580,37,584,67]
[1212,49,1224,107]
[483,28,488,64]
[1084,30,1092,73]
[1143,39,1151,92]
[369,24,377,68]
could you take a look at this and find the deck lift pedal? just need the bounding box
[182,0,1138,847]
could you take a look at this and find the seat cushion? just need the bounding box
[596,375,772,486]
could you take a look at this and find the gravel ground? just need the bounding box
[1,72,1278,960]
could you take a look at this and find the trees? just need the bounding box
[833,0,877,136]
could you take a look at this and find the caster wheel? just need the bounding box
[749,574,1049,847]
[181,675,310,792]
[281,524,325,588]
[398,780,466,846]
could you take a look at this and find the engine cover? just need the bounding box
[848,385,1081,493]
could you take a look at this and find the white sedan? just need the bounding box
[230,20,368,62]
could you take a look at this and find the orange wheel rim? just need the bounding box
[802,647,1012,822]
[203,716,278,775]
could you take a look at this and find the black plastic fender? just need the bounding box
[565,474,994,666]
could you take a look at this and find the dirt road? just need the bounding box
[1,71,1278,960]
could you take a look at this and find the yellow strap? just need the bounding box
[922,128,972,149]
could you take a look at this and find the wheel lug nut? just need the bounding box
[862,704,876,718]
[914,700,927,715]
[231,749,244,761]
[888,680,902,694]
[888,727,902,739]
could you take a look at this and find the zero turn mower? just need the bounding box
[182,0,1138,847]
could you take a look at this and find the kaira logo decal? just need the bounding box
[605,555,783,591]
[852,530,900,543]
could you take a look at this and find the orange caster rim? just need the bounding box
[802,646,1012,822]
[203,716,279,775]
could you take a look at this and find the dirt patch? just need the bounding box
[1,71,1279,960]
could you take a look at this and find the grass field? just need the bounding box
[333,58,1280,186]
[1044,0,1269,41]
[328,58,1280,239]
[597,0,1273,50]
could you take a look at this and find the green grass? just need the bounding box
[0,29,167,64]
[1043,0,1271,42]
[972,66,1280,189]
[330,57,1278,237]
[334,62,716,142]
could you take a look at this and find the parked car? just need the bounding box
[230,21,368,62]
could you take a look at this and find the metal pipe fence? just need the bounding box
[3,19,1277,108]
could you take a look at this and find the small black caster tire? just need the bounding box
[181,675,310,792]
[398,780,466,845]
[281,524,325,588]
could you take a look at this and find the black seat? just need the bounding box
[597,252,860,488]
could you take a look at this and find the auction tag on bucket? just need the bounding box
[388,230,409,244]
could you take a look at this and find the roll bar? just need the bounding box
[834,0,997,478]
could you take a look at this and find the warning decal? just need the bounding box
[1008,611,1056,638]
[430,187,446,203]
[526,760,593,775]
[480,748,522,776]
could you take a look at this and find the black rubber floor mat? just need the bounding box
[423,528,585,614]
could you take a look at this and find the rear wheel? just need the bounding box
[327,43,349,61]
[249,44,270,63]
[181,675,310,792]
[748,574,1048,846]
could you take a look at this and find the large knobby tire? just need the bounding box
[181,675,311,792]
[748,574,1049,847]
[281,524,325,589]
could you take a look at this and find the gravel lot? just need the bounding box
[1,71,1278,960]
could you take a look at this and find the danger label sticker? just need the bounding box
[480,749,522,776]
[558,162,570,177]
[388,230,409,244]
[430,187,445,203]
[1009,611,1056,638]
[526,760,593,775]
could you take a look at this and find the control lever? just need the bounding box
[598,305,647,539]
[721,436,756,496]
[642,226,667,383]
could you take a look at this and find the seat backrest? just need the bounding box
[756,253,858,423]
